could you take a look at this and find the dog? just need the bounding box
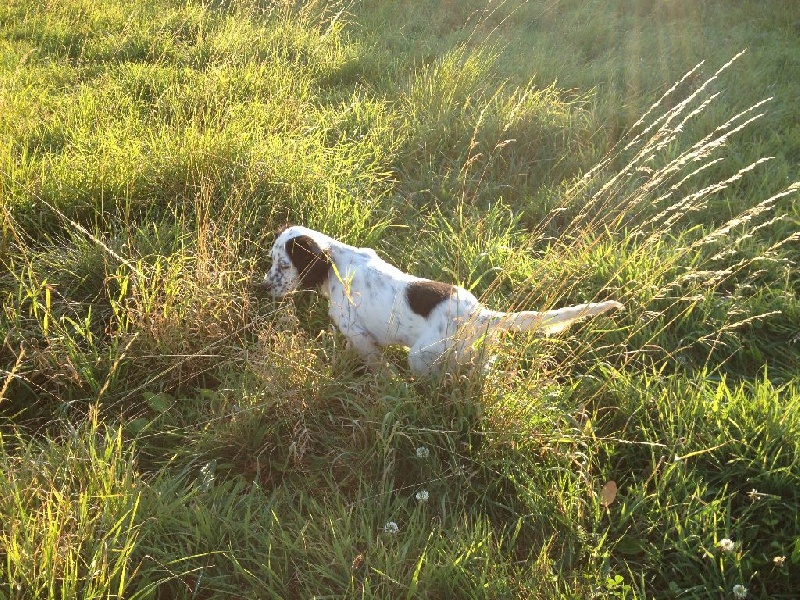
[259,225,622,375]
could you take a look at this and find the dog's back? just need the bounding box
[324,242,481,351]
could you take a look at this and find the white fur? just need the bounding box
[261,225,622,375]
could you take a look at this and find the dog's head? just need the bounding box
[259,226,332,297]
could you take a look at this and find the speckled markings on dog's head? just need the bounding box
[261,226,332,297]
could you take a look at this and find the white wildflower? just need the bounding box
[415,490,429,502]
[198,460,216,492]
[383,521,399,535]
[747,488,763,501]
[416,446,430,459]
[717,538,736,553]
[773,555,786,567]
[732,584,747,599]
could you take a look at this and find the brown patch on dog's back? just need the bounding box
[406,280,455,318]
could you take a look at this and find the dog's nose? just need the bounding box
[251,278,271,292]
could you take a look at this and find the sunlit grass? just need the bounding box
[0,417,142,598]
[0,0,798,597]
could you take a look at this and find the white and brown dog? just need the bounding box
[259,225,622,375]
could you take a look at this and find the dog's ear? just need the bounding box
[285,234,331,289]
[274,223,292,237]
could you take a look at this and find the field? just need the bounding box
[1,0,798,597]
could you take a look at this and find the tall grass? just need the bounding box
[1,0,798,597]
[0,417,142,598]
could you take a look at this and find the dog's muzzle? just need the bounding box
[251,278,273,293]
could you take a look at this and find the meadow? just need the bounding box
[0,0,798,597]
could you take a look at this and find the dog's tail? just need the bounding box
[483,300,623,336]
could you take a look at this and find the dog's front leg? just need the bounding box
[328,291,383,370]
[342,328,384,370]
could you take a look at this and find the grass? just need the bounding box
[1,0,798,597]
